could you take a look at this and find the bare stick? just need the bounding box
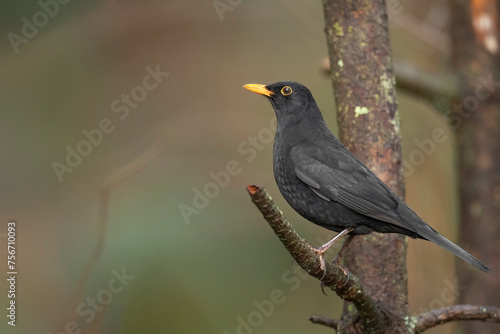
[309,315,339,330]
[414,304,500,333]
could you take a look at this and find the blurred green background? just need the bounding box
[0,0,464,333]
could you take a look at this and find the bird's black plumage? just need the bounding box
[244,81,490,272]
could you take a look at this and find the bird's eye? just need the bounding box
[281,86,292,96]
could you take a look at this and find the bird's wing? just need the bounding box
[290,144,406,228]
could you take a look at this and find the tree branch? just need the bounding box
[394,60,458,101]
[393,60,458,113]
[390,10,451,55]
[247,185,388,333]
[414,305,500,333]
[309,315,339,330]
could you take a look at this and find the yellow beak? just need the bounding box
[243,84,275,97]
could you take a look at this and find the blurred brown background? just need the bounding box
[0,0,474,333]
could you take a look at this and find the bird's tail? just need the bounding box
[418,225,491,272]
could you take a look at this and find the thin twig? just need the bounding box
[68,135,169,333]
[391,10,450,55]
[309,314,339,330]
[414,304,500,333]
[247,185,388,334]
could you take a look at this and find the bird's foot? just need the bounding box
[319,261,351,295]
[335,263,351,286]
[308,246,328,279]
[308,228,355,281]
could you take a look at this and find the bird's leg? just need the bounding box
[310,228,354,278]
[331,234,355,265]
[319,231,355,294]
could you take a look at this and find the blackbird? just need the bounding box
[244,81,490,273]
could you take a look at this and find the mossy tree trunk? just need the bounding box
[323,0,410,332]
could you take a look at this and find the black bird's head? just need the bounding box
[243,81,319,124]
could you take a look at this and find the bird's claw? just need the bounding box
[320,282,328,295]
[334,263,351,286]
[319,256,327,280]
[318,259,351,294]
[311,247,328,279]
